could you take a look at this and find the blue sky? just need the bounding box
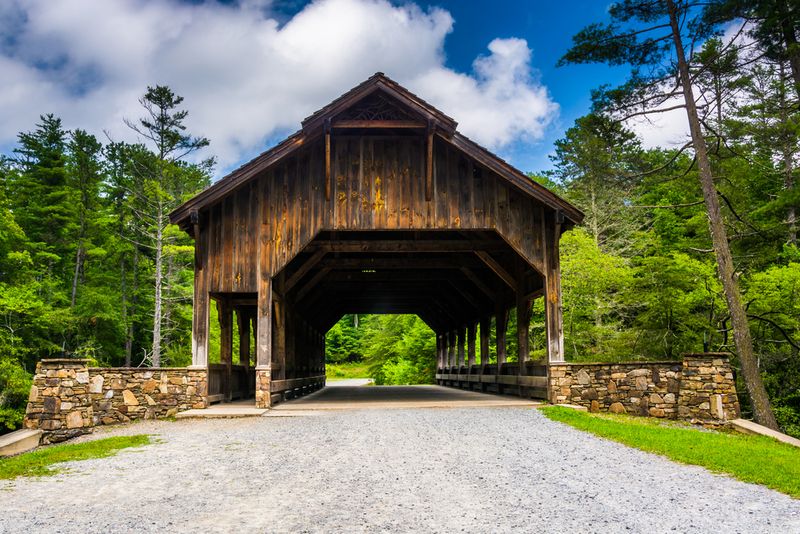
[0,0,637,178]
[412,0,628,171]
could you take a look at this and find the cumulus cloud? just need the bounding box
[0,0,557,173]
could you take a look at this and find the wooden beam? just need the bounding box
[544,214,565,363]
[324,118,331,201]
[294,266,332,302]
[319,257,483,270]
[284,249,327,291]
[332,119,425,129]
[313,240,504,253]
[448,330,456,368]
[479,316,490,365]
[457,326,466,368]
[426,121,434,201]
[496,304,508,366]
[218,299,233,402]
[467,322,477,367]
[517,292,531,366]
[191,224,210,367]
[459,266,495,299]
[475,251,516,289]
[236,308,251,368]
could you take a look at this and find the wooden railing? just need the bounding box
[435,361,548,399]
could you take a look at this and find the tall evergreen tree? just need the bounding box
[125,86,211,366]
[560,0,779,428]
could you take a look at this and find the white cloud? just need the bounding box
[0,0,558,174]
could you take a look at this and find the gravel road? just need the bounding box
[1,387,799,533]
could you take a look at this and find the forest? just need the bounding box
[0,0,798,437]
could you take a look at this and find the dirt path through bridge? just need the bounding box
[2,386,799,533]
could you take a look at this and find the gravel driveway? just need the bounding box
[1,386,799,533]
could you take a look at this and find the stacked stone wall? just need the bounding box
[548,354,739,426]
[25,360,208,443]
[549,362,682,418]
[88,368,208,425]
[677,354,740,424]
[24,360,94,443]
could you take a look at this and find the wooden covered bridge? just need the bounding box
[170,73,583,408]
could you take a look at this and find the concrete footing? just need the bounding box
[0,429,42,457]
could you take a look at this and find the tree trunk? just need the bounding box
[667,0,778,429]
[777,0,800,100]
[778,62,798,246]
[152,199,164,367]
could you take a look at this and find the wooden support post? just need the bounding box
[496,305,508,367]
[479,316,490,366]
[467,323,476,367]
[425,120,434,201]
[285,304,295,380]
[545,212,565,363]
[190,214,209,368]
[517,292,531,368]
[218,299,233,402]
[457,326,466,370]
[237,308,251,368]
[324,118,332,201]
[273,297,287,380]
[448,330,456,370]
[436,335,443,370]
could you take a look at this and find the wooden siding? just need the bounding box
[199,134,553,294]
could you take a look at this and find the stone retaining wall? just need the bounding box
[24,360,208,443]
[548,353,739,426]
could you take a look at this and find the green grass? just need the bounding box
[0,434,151,480]
[540,406,800,498]
[326,362,371,380]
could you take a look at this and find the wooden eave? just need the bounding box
[445,133,584,225]
[300,72,458,137]
[169,73,583,228]
[170,129,311,228]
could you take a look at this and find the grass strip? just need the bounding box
[0,434,151,480]
[326,362,371,380]
[540,406,800,499]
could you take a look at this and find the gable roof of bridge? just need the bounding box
[170,72,583,227]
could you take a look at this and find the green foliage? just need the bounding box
[0,434,151,480]
[541,406,800,498]
[0,359,32,431]
[0,88,210,431]
[324,314,436,385]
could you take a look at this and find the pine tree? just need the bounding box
[560,0,779,428]
[125,86,211,366]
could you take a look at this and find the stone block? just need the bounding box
[575,369,590,385]
[43,396,60,414]
[142,379,159,394]
[122,390,139,406]
[89,374,104,394]
[609,402,626,414]
[66,411,84,429]
[635,376,648,391]
[40,419,62,430]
